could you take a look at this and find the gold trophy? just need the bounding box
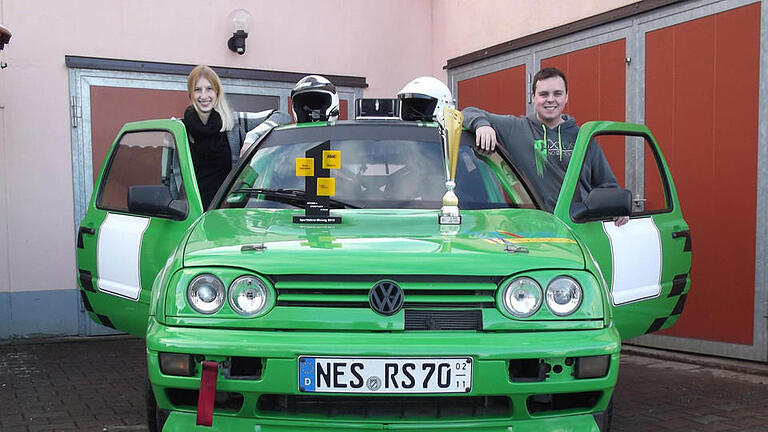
[439,106,463,225]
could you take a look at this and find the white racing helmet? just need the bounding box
[291,75,340,123]
[397,76,454,122]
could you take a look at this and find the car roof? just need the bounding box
[275,119,439,131]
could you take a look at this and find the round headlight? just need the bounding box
[545,276,582,316]
[501,277,542,318]
[229,276,269,316]
[187,274,225,314]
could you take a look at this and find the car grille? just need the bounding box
[272,275,500,330]
[273,275,499,308]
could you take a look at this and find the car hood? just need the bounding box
[182,209,585,275]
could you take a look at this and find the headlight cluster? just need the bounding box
[501,277,542,318]
[501,276,582,318]
[229,276,268,316]
[187,275,225,314]
[187,274,270,316]
[545,277,582,316]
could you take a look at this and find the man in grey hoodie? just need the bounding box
[462,67,628,225]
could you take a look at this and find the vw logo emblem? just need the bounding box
[369,280,404,316]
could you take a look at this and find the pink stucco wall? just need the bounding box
[431,0,640,78]
[1,1,11,306]
[0,106,7,303]
[0,3,7,297]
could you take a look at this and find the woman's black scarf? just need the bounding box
[182,106,230,159]
[183,105,223,141]
[182,106,231,207]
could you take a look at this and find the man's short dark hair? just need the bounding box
[532,67,568,94]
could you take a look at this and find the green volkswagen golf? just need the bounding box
[76,116,691,432]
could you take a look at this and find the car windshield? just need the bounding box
[220,124,536,210]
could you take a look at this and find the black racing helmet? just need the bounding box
[291,75,340,123]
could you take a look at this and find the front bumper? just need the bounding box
[146,319,620,431]
[158,412,606,432]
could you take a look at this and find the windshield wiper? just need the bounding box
[232,188,358,209]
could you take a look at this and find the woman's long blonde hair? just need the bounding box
[187,65,234,131]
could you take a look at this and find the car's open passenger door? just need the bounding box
[553,122,692,340]
[76,119,203,337]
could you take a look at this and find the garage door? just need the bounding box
[645,2,760,345]
[457,65,527,115]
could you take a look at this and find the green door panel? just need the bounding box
[553,121,692,340]
[76,119,203,337]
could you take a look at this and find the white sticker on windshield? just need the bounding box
[603,218,662,305]
[96,213,149,301]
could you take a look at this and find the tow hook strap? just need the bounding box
[196,361,219,426]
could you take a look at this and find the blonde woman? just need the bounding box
[183,65,290,208]
[183,65,235,208]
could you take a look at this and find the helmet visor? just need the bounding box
[293,92,332,122]
[400,95,438,121]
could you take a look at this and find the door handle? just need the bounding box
[77,226,95,249]
[632,194,646,210]
[672,230,691,252]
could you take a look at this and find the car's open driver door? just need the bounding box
[554,122,692,339]
[76,119,203,337]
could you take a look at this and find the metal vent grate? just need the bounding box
[405,309,482,330]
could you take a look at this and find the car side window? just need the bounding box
[97,130,186,214]
[585,134,671,216]
[474,150,536,209]
[636,136,670,214]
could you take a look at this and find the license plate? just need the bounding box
[298,356,472,393]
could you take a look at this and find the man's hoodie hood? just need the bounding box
[525,113,578,135]
[524,113,581,179]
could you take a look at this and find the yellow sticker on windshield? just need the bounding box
[317,177,335,196]
[296,158,314,176]
[322,150,341,169]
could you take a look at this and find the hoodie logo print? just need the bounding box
[546,138,573,157]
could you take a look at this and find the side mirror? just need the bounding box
[571,187,631,221]
[127,185,188,220]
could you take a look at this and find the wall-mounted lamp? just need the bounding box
[0,24,11,52]
[227,9,252,55]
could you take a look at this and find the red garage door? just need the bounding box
[457,65,527,115]
[646,3,760,344]
[90,87,188,184]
